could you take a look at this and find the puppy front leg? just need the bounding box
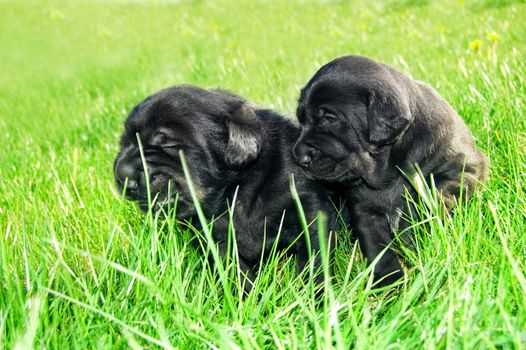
[295,238,321,276]
[295,230,336,287]
[295,245,326,299]
[216,243,256,294]
[353,206,404,287]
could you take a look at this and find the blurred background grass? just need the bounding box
[1,0,525,348]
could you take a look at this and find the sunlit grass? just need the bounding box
[1,0,525,348]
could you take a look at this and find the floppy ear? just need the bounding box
[224,101,262,168]
[367,91,413,145]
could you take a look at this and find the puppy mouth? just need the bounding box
[301,161,360,183]
[302,168,352,182]
[134,175,192,214]
[137,195,195,217]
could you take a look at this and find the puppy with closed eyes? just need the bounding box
[293,55,488,286]
[114,85,347,292]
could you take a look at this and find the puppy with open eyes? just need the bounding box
[293,55,488,286]
[114,85,347,292]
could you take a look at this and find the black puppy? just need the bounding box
[293,55,488,286]
[114,85,346,291]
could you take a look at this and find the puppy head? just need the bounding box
[293,55,413,186]
[114,85,261,214]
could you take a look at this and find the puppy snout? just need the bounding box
[293,142,315,168]
[115,160,142,193]
[115,162,136,183]
[298,154,312,168]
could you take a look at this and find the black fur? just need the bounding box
[114,85,347,292]
[293,56,488,286]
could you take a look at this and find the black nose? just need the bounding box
[115,162,139,191]
[293,143,314,168]
[298,154,312,168]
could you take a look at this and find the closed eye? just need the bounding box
[150,132,167,146]
[161,143,181,149]
[319,108,339,124]
[323,112,338,122]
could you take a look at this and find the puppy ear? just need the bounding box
[367,91,413,145]
[225,101,262,168]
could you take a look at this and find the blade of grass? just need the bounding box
[178,150,236,314]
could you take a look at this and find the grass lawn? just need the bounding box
[1,0,525,348]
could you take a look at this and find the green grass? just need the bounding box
[1,0,526,348]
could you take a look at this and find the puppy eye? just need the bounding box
[322,111,338,123]
[161,143,181,149]
[151,133,167,146]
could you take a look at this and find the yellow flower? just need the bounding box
[358,22,368,32]
[487,32,499,42]
[469,39,483,51]
[48,7,64,20]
